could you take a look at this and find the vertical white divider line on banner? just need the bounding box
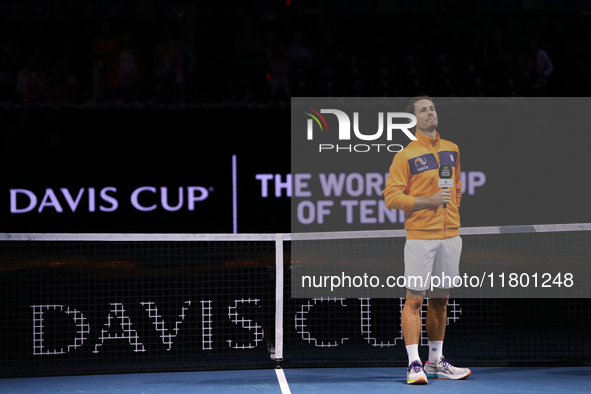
[274,233,284,362]
[232,155,237,234]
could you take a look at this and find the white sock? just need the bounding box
[406,344,420,365]
[428,341,443,364]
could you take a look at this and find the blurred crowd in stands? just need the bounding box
[0,0,584,105]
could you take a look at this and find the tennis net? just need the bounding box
[0,224,590,377]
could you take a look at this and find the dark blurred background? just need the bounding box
[0,0,590,105]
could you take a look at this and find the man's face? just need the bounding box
[413,99,438,133]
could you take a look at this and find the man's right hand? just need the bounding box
[430,189,451,206]
[412,189,452,211]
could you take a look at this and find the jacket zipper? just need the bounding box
[432,140,447,238]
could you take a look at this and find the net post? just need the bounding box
[274,233,284,362]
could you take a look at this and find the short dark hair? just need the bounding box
[406,95,434,116]
[406,95,434,132]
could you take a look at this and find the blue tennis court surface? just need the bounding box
[284,367,591,393]
[1,367,590,394]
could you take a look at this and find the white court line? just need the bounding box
[275,368,292,394]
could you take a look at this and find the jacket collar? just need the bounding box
[415,131,440,149]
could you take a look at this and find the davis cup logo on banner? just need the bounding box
[303,108,417,153]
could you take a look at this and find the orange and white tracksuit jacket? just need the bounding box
[382,131,462,240]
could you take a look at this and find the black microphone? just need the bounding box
[438,164,452,209]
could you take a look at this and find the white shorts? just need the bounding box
[404,236,462,291]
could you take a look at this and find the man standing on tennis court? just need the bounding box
[382,96,471,384]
